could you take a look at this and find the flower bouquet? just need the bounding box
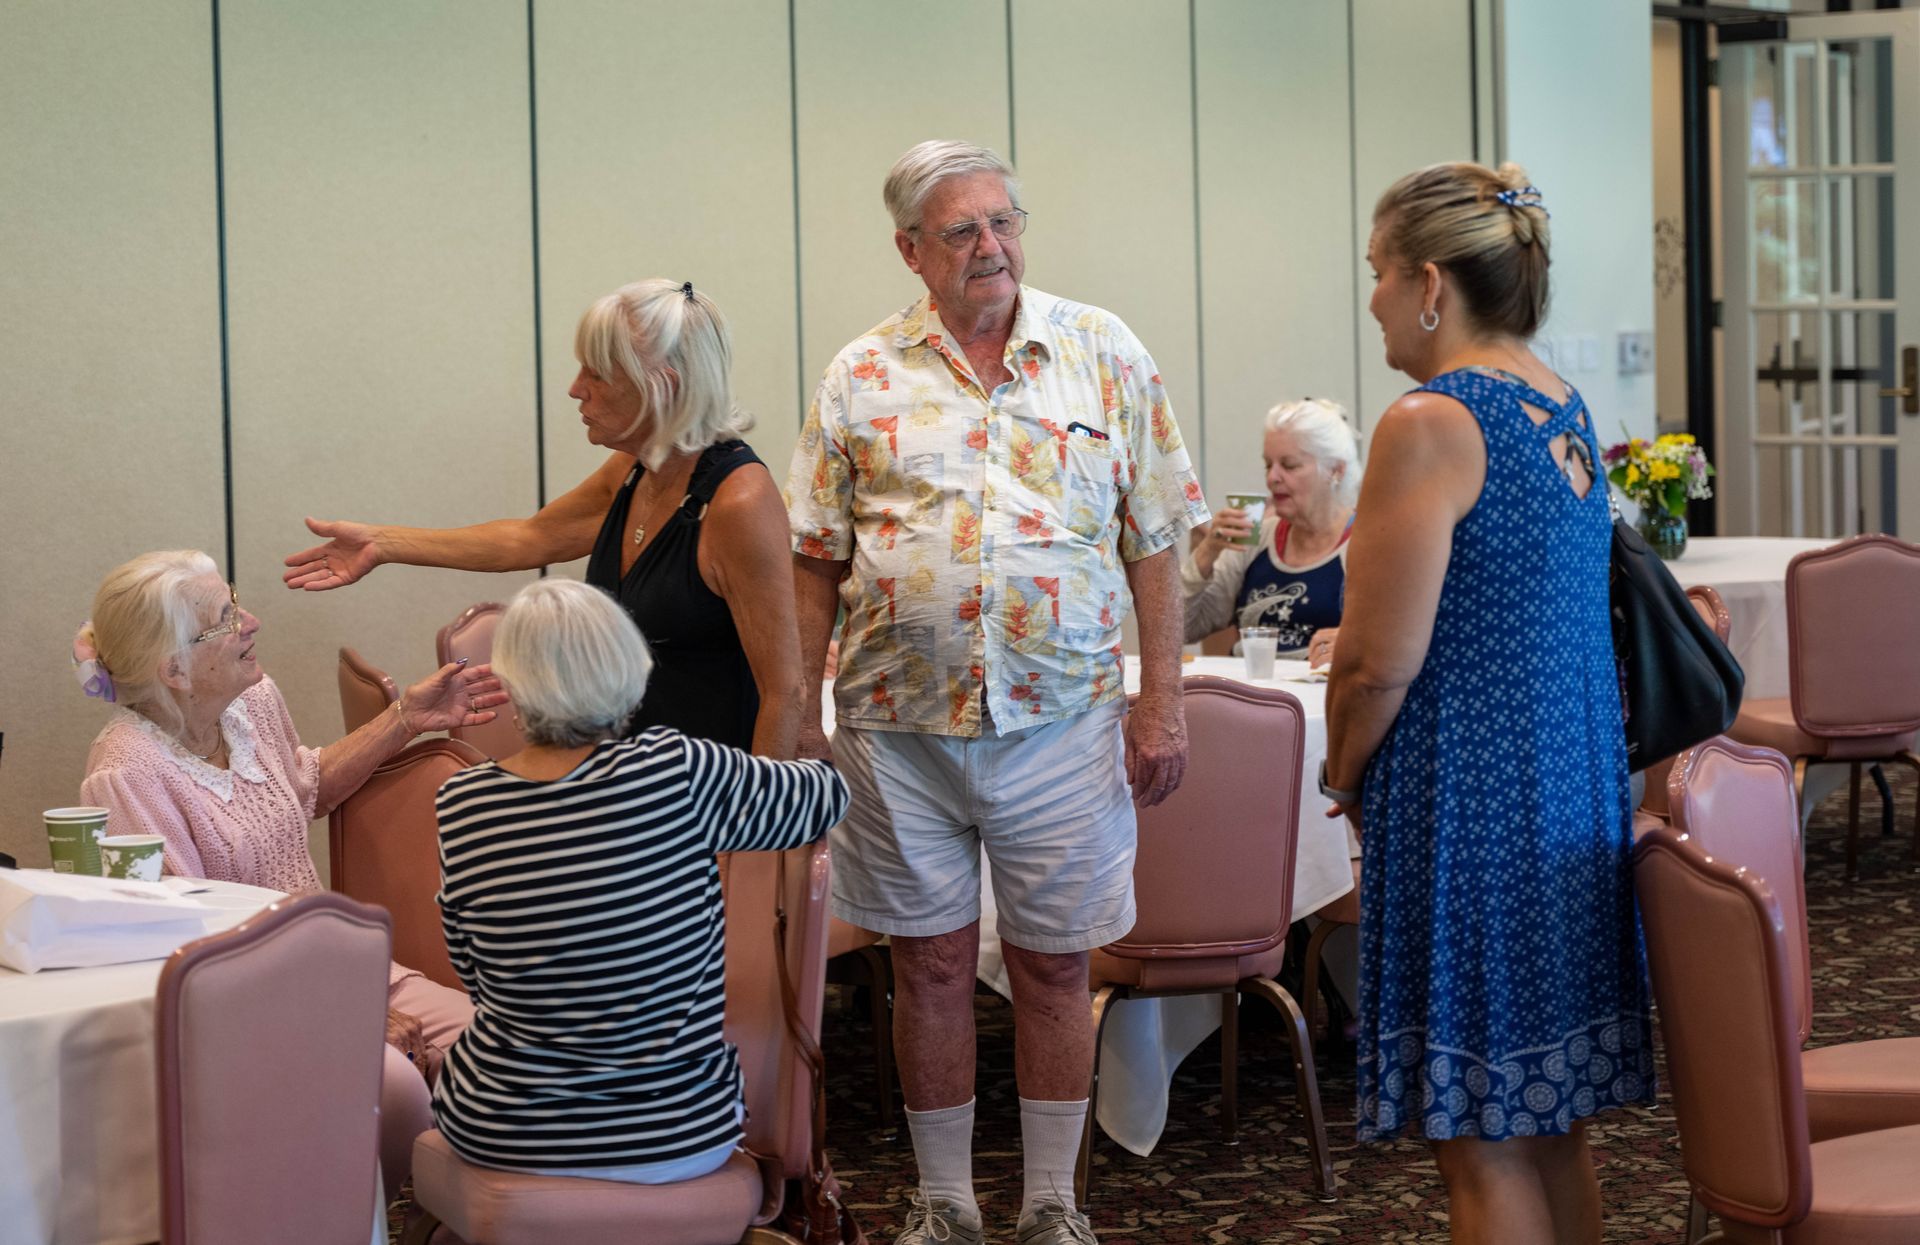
[1602,432,1714,560]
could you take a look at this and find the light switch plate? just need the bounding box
[1617,330,1654,375]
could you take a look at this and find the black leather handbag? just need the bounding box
[1609,511,1745,772]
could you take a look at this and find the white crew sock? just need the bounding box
[905,1098,980,1228]
[1017,1096,1088,1226]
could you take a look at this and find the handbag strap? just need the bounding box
[771,855,843,1217]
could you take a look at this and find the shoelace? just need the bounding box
[902,1190,957,1242]
[1023,1201,1096,1244]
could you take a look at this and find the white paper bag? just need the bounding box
[0,869,216,973]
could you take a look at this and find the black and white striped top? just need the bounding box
[429,728,848,1171]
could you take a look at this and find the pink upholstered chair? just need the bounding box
[1633,824,1920,1243]
[437,603,526,760]
[156,893,392,1245]
[1667,737,1920,1146]
[402,838,834,1245]
[1080,676,1334,1203]
[1728,534,1920,876]
[338,645,399,732]
[330,738,487,993]
[826,917,894,1128]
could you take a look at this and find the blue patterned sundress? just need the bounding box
[1355,368,1656,1143]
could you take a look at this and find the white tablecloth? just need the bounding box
[824,657,1352,1156]
[1668,536,1828,701]
[0,878,283,1245]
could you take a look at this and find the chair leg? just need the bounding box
[1870,763,1895,836]
[400,1209,444,1245]
[1685,1191,1710,1244]
[1244,976,1337,1201]
[1301,919,1337,1043]
[1221,990,1239,1142]
[1848,762,1863,881]
[855,945,895,1129]
[1903,753,1920,864]
[1075,985,1119,1208]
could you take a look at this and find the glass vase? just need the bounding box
[1638,510,1688,561]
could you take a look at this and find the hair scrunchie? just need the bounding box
[72,623,116,702]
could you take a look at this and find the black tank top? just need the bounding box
[584,440,762,750]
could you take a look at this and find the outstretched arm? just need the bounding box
[282,452,633,590]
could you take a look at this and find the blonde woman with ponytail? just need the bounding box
[282,279,803,758]
[1322,163,1653,1244]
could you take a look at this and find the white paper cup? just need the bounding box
[1241,626,1280,681]
[98,835,167,882]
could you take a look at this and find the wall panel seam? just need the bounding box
[527,0,549,543]
[212,0,235,579]
[1188,0,1206,468]
[788,0,805,429]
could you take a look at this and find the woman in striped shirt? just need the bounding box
[431,578,848,1181]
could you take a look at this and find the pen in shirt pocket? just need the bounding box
[1065,421,1109,441]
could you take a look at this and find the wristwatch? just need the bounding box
[1318,759,1359,806]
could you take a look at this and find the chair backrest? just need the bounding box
[1786,534,1920,739]
[1105,676,1305,959]
[720,839,832,1182]
[1684,584,1732,642]
[1633,825,1811,1231]
[156,893,390,1245]
[436,602,526,759]
[1666,736,1812,1045]
[329,737,486,991]
[337,646,399,733]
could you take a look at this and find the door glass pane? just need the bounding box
[1751,179,1820,303]
[1754,312,1819,437]
[1829,311,1898,437]
[1757,445,1828,538]
[1744,42,1819,169]
[1827,38,1894,166]
[1828,175,1896,301]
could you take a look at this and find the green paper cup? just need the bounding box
[45,807,111,875]
[1224,493,1268,547]
[98,834,167,882]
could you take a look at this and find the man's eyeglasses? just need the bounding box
[191,583,243,645]
[915,209,1029,252]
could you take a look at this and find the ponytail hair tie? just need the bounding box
[681,280,695,301]
[1494,186,1549,217]
[72,623,116,703]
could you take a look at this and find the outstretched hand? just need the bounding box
[398,661,509,735]
[283,517,380,591]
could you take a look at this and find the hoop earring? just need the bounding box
[1419,308,1440,333]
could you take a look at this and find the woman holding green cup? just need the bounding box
[1183,398,1362,664]
[71,548,508,1193]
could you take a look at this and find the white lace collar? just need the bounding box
[120,692,269,803]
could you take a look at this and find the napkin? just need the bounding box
[0,869,216,973]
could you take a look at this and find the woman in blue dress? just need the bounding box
[1322,162,1654,1243]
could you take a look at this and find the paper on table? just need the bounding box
[0,870,215,973]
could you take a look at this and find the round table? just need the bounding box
[821,656,1352,1157]
[0,877,282,1245]
[1668,536,1828,700]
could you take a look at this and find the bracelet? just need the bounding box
[393,698,419,736]
[1317,759,1360,806]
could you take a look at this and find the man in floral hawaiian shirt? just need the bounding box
[788,140,1208,1245]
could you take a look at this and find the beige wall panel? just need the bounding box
[222,1,539,833]
[1351,0,1476,434]
[1193,0,1357,503]
[793,0,1011,433]
[1011,0,1201,459]
[535,1,798,560]
[0,2,223,864]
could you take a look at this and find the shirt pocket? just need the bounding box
[1061,433,1121,537]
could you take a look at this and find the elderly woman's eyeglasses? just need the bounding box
[191,584,243,645]
[916,209,1029,252]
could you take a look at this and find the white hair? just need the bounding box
[882,139,1021,232]
[493,578,653,747]
[573,279,754,470]
[86,549,226,737]
[1264,398,1363,508]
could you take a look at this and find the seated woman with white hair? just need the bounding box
[1184,398,1363,665]
[75,549,508,1193]
[430,578,848,1184]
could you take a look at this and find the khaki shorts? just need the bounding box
[829,699,1137,954]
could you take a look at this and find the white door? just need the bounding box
[1721,11,1920,539]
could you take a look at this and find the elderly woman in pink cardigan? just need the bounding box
[75,549,506,1193]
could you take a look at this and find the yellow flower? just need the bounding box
[1649,460,1680,481]
[1656,433,1696,446]
[1625,464,1641,487]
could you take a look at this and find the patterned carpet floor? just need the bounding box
[817,772,1920,1244]
[389,772,1918,1243]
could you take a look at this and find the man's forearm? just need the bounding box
[792,554,847,714]
[1125,545,1184,697]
